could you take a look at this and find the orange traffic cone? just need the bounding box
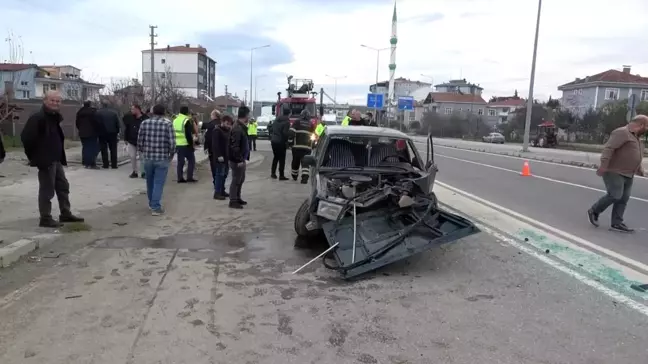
[520,160,532,176]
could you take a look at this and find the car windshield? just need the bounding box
[322,136,418,169]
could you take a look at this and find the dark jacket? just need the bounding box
[211,125,229,163]
[0,131,5,163]
[96,107,121,135]
[271,116,290,144]
[229,121,249,163]
[123,113,148,146]
[349,118,367,126]
[75,106,99,138]
[290,119,314,150]
[21,106,67,168]
[202,119,217,154]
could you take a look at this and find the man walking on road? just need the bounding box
[270,109,290,180]
[96,102,121,169]
[248,118,258,152]
[21,91,84,228]
[75,101,100,169]
[123,104,148,178]
[212,115,233,200]
[588,114,647,232]
[137,104,176,216]
[173,106,197,183]
[228,106,250,209]
[203,109,222,187]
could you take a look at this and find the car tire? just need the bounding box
[294,198,319,238]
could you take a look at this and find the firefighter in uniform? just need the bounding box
[290,110,315,184]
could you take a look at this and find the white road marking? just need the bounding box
[436,180,648,275]
[434,153,648,203]
[414,139,647,179]
[433,181,648,317]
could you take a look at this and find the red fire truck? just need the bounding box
[272,76,318,129]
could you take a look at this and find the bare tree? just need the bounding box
[147,66,187,114]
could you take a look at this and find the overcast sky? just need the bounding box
[3,0,648,104]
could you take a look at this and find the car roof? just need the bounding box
[325,125,411,139]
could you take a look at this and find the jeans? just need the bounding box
[228,161,246,202]
[176,146,195,180]
[271,142,286,177]
[80,137,99,167]
[213,161,229,194]
[99,133,118,168]
[143,159,170,211]
[591,172,634,225]
[37,162,72,219]
[127,143,145,174]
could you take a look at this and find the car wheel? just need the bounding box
[294,198,319,238]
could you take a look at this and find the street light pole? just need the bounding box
[420,73,434,88]
[522,0,543,152]
[253,74,266,116]
[249,44,270,110]
[361,44,389,125]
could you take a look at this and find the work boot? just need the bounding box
[587,209,599,227]
[292,175,298,181]
[39,217,62,228]
[279,176,289,181]
[611,223,634,233]
[300,177,308,184]
[129,172,138,178]
[60,214,85,223]
[229,201,243,209]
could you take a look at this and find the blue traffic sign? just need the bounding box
[398,96,414,110]
[367,93,384,108]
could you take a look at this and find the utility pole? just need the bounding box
[522,0,543,152]
[244,90,248,105]
[249,45,271,108]
[149,25,158,104]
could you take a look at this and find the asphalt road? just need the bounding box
[0,141,647,363]
[417,142,648,267]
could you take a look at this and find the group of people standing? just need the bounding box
[75,101,129,170]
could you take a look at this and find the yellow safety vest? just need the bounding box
[173,114,189,146]
[315,123,325,136]
[341,116,350,126]
[248,122,258,136]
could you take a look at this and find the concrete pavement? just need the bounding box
[1,141,647,363]
[419,136,648,170]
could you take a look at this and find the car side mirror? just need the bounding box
[302,155,316,167]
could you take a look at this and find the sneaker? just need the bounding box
[129,172,138,178]
[587,209,599,227]
[229,202,243,209]
[39,218,62,228]
[279,176,289,181]
[271,174,277,179]
[151,209,164,216]
[611,223,634,233]
[59,214,85,223]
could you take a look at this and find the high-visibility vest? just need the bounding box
[248,122,258,136]
[315,123,325,136]
[173,114,190,146]
[341,116,350,126]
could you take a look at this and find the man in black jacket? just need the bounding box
[123,104,148,178]
[211,115,232,200]
[270,109,291,180]
[96,102,121,169]
[75,101,100,169]
[203,109,221,187]
[228,106,250,209]
[21,91,84,228]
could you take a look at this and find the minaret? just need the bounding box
[387,1,398,120]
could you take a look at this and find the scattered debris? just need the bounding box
[114,222,128,226]
[65,295,82,299]
[28,256,41,263]
[42,253,63,259]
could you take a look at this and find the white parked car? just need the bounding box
[482,132,505,144]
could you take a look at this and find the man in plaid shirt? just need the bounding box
[137,104,176,215]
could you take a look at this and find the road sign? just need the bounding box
[398,96,414,110]
[367,93,384,108]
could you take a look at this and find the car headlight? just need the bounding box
[316,200,343,220]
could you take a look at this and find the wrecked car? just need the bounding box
[293,126,480,279]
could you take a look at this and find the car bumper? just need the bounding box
[257,130,269,138]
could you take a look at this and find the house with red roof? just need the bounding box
[557,65,648,116]
[422,78,489,123]
[485,97,525,125]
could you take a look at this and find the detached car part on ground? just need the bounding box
[293,126,480,280]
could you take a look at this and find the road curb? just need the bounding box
[0,233,60,268]
[436,144,601,169]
